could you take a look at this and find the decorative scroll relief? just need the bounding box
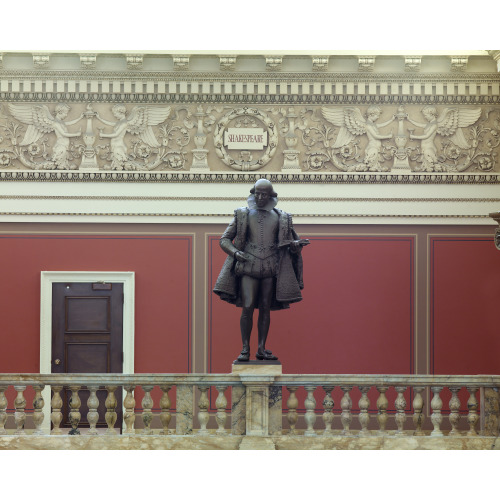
[303,105,500,173]
[0,103,205,171]
[0,102,499,174]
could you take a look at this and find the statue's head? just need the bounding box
[250,179,277,209]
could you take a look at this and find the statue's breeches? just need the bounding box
[234,252,278,279]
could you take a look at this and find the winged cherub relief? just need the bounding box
[407,106,482,172]
[8,103,84,169]
[321,105,395,171]
[96,104,171,170]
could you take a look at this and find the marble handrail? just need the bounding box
[0,373,499,437]
[0,374,242,385]
[1,373,499,386]
[274,375,500,387]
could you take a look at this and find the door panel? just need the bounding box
[65,297,111,332]
[66,343,109,372]
[52,282,124,430]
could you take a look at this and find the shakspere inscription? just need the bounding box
[224,128,267,150]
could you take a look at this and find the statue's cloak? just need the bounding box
[213,207,304,310]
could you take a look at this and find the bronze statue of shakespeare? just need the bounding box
[213,179,309,362]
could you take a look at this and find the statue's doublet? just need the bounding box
[213,206,304,310]
[236,208,279,279]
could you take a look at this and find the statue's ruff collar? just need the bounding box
[247,194,278,212]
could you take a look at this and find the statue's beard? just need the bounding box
[247,194,278,211]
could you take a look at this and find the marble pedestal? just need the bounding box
[231,362,282,439]
[481,387,500,436]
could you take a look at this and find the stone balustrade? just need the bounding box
[0,373,499,449]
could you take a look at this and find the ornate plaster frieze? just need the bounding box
[1,102,498,176]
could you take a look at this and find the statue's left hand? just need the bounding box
[290,239,309,252]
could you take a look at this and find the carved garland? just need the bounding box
[213,107,278,171]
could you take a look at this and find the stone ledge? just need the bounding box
[1,434,498,450]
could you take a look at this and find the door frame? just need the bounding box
[40,271,135,433]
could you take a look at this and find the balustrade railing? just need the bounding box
[0,374,498,438]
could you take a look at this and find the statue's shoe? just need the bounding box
[256,350,278,361]
[237,349,250,362]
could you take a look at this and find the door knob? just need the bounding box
[54,359,61,365]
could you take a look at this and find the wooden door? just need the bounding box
[51,282,124,431]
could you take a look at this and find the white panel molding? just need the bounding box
[39,271,135,433]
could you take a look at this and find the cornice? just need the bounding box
[1,70,498,106]
[0,50,495,73]
[1,70,499,82]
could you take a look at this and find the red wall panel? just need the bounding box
[0,235,191,373]
[430,237,500,375]
[209,235,415,374]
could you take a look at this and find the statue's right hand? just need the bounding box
[234,251,248,262]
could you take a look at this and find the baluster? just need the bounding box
[141,385,154,435]
[14,386,27,434]
[286,386,299,435]
[32,385,45,435]
[68,386,82,435]
[395,386,407,434]
[340,386,353,435]
[123,385,136,435]
[0,386,8,435]
[412,387,425,435]
[322,386,334,435]
[197,386,210,435]
[215,385,228,435]
[376,386,388,434]
[51,386,63,435]
[448,387,461,435]
[466,386,479,436]
[304,386,317,436]
[87,386,100,435]
[430,386,443,436]
[358,386,371,435]
[104,386,118,434]
[159,385,171,435]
